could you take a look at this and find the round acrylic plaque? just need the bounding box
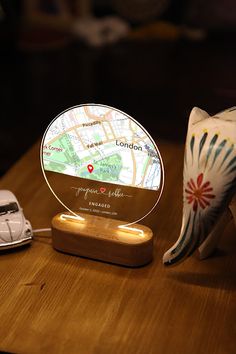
[40,104,164,266]
[41,104,164,225]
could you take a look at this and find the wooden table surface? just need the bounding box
[0,141,236,354]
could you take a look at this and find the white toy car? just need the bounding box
[0,190,33,250]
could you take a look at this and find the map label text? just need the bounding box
[116,140,142,151]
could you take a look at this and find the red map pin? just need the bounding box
[87,164,94,173]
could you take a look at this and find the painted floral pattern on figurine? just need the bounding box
[163,106,236,266]
[185,173,215,212]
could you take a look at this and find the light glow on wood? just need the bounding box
[60,213,85,222]
[118,225,144,237]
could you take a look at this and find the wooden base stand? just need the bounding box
[51,212,153,267]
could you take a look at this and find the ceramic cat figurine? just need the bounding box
[163,107,236,266]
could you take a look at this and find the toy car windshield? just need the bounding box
[0,202,19,215]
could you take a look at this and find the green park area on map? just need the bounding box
[44,134,123,182]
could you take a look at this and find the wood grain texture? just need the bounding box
[0,141,236,354]
[52,212,153,267]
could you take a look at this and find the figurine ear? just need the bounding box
[189,107,209,126]
[214,107,236,121]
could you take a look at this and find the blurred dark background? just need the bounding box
[1,0,236,175]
